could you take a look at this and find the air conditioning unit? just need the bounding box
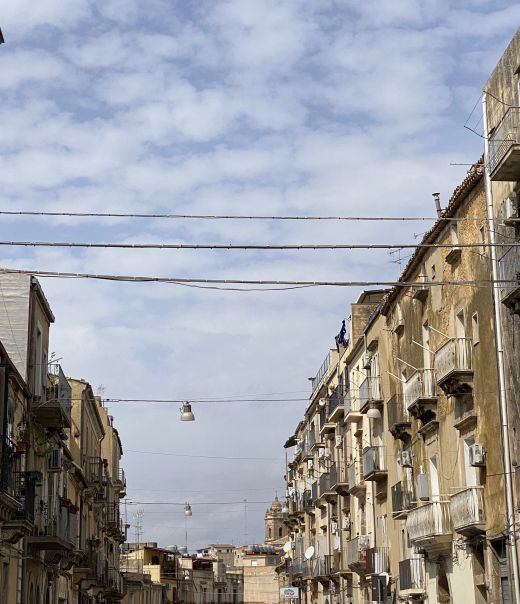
[504,194,519,226]
[335,434,343,448]
[362,353,372,370]
[400,450,413,468]
[469,443,486,467]
[48,448,63,471]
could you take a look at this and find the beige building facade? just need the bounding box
[283,161,514,603]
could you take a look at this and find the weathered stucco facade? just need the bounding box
[283,161,513,604]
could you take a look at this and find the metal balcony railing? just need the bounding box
[0,435,22,500]
[311,481,318,504]
[366,548,389,575]
[319,472,331,497]
[391,481,415,516]
[311,351,332,394]
[302,489,313,510]
[84,456,104,485]
[434,338,472,385]
[498,245,520,306]
[450,486,485,534]
[312,555,332,577]
[362,446,386,478]
[346,536,370,571]
[488,106,520,174]
[348,461,364,492]
[358,376,383,412]
[33,364,72,428]
[329,463,338,489]
[399,557,426,592]
[35,498,77,546]
[308,430,316,449]
[387,395,410,431]
[406,501,452,545]
[403,369,436,410]
[328,387,343,418]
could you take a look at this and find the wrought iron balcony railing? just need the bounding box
[399,556,426,593]
[33,364,71,428]
[362,446,386,480]
[488,106,520,180]
[391,481,415,517]
[406,501,452,551]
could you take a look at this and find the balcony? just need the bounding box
[332,464,349,495]
[498,245,520,313]
[318,471,336,503]
[0,436,25,519]
[113,467,127,498]
[319,405,335,435]
[358,376,383,414]
[328,387,344,422]
[362,446,387,481]
[403,369,437,419]
[310,350,337,397]
[434,338,473,394]
[302,490,314,511]
[348,461,365,495]
[106,504,127,542]
[312,555,332,580]
[105,566,125,595]
[84,456,104,486]
[391,481,415,519]
[406,501,452,553]
[399,557,426,597]
[311,481,318,506]
[450,486,486,536]
[346,535,370,573]
[387,395,411,440]
[29,499,77,551]
[365,548,389,576]
[344,388,362,423]
[33,364,71,429]
[488,106,520,181]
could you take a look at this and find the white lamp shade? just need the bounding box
[367,406,381,420]
[180,402,195,421]
[184,504,192,516]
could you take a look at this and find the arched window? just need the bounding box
[268,527,272,538]
[278,527,283,537]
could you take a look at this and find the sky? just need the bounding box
[0,1,518,550]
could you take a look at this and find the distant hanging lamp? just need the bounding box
[367,404,381,420]
[180,401,195,422]
[184,503,193,516]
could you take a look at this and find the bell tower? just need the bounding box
[264,496,288,543]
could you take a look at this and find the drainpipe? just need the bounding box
[482,92,520,604]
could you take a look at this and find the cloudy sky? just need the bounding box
[0,1,518,550]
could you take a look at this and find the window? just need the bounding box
[472,313,480,345]
[278,527,283,537]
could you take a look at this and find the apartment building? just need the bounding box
[0,272,127,603]
[283,161,513,603]
[482,26,520,603]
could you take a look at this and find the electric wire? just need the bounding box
[0,239,517,250]
[0,268,518,289]
[0,210,490,221]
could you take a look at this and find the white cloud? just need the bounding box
[1,0,518,549]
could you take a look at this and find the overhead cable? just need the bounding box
[0,210,483,221]
[0,239,513,250]
[0,268,517,290]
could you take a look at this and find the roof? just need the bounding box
[31,277,55,323]
[382,158,484,314]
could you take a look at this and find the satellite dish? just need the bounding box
[283,542,292,553]
[304,546,315,560]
